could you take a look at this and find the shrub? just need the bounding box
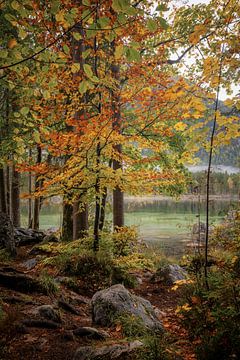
[177,212,240,360]
[39,271,59,295]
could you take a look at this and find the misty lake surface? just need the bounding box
[21,196,239,255]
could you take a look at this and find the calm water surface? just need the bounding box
[21,197,238,255]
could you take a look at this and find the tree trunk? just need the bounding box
[0,211,16,257]
[33,146,42,230]
[73,201,88,239]
[11,166,20,227]
[71,12,89,238]
[0,167,7,213]
[62,203,73,242]
[111,42,124,229]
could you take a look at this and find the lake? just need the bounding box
[21,196,238,256]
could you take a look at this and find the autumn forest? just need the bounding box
[0,0,239,359]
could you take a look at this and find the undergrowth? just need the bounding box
[176,210,240,360]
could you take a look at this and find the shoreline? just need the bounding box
[124,194,239,202]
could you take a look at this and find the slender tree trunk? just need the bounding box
[11,165,20,227]
[204,47,224,289]
[111,41,124,229]
[28,149,33,228]
[71,10,89,238]
[93,143,101,252]
[33,146,42,230]
[99,187,107,232]
[0,168,7,213]
[5,165,10,217]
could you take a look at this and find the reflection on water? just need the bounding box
[21,198,238,256]
[124,198,238,256]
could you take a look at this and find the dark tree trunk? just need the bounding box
[62,203,73,242]
[11,166,20,227]
[111,44,124,229]
[33,146,42,230]
[93,143,101,252]
[73,201,88,240]
[71,13,89,238]
[0,168,7,213]
[0,212,16,257]
[99,187,107,232]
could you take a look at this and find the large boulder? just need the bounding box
[73,340,143,360]
[151,264,187,285]
[91,284,163,332]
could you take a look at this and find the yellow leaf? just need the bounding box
[115,44,124,60]
[174,122,187,131]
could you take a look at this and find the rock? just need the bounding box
[73,340,143,360]
[91,284,163,332]
[73,327,109,340]
[41,233,59,244]
[22,258,38,270]
[0,212,16,256]
[14,227,45,246]
[37,305,61,323]
[152,264,188,285]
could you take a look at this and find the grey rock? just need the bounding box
[73,327,109,340]
[37,305,61,323]
[22,258,38,270]
[152,264,188,285]
[41,233,59,244]
[73,340,143,360]
[91,284,163,332]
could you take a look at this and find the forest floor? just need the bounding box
[0,245,197,360]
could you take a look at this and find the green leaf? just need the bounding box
[72,32,82,41]
[20,107,30,116]
[126,48,141,62]
[0,49,8,58]
[71,63,80,73]
[156,4,169,12]
[63,44,70,55]
[11,1,20,10]
[43,90,50,99]
[18,28,27,39]
[147,19,158,32]
[112,0,122,12]
[82,49,91,59]
[98,17,110,28]
[33,131,40,143]
[159,17,169,29]
[78,80,88,94]
[83,64,93,79]
[50,0,60,14]
[82,0,90,5]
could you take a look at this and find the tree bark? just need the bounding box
[33,146,42,230]
[111,44,124,229]
[62,202,73,242]
[71,11,89,238]
[11,165,20,227]
[0,167,7,213]
[73,201,88,239]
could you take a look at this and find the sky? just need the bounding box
[168,0,239,100]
